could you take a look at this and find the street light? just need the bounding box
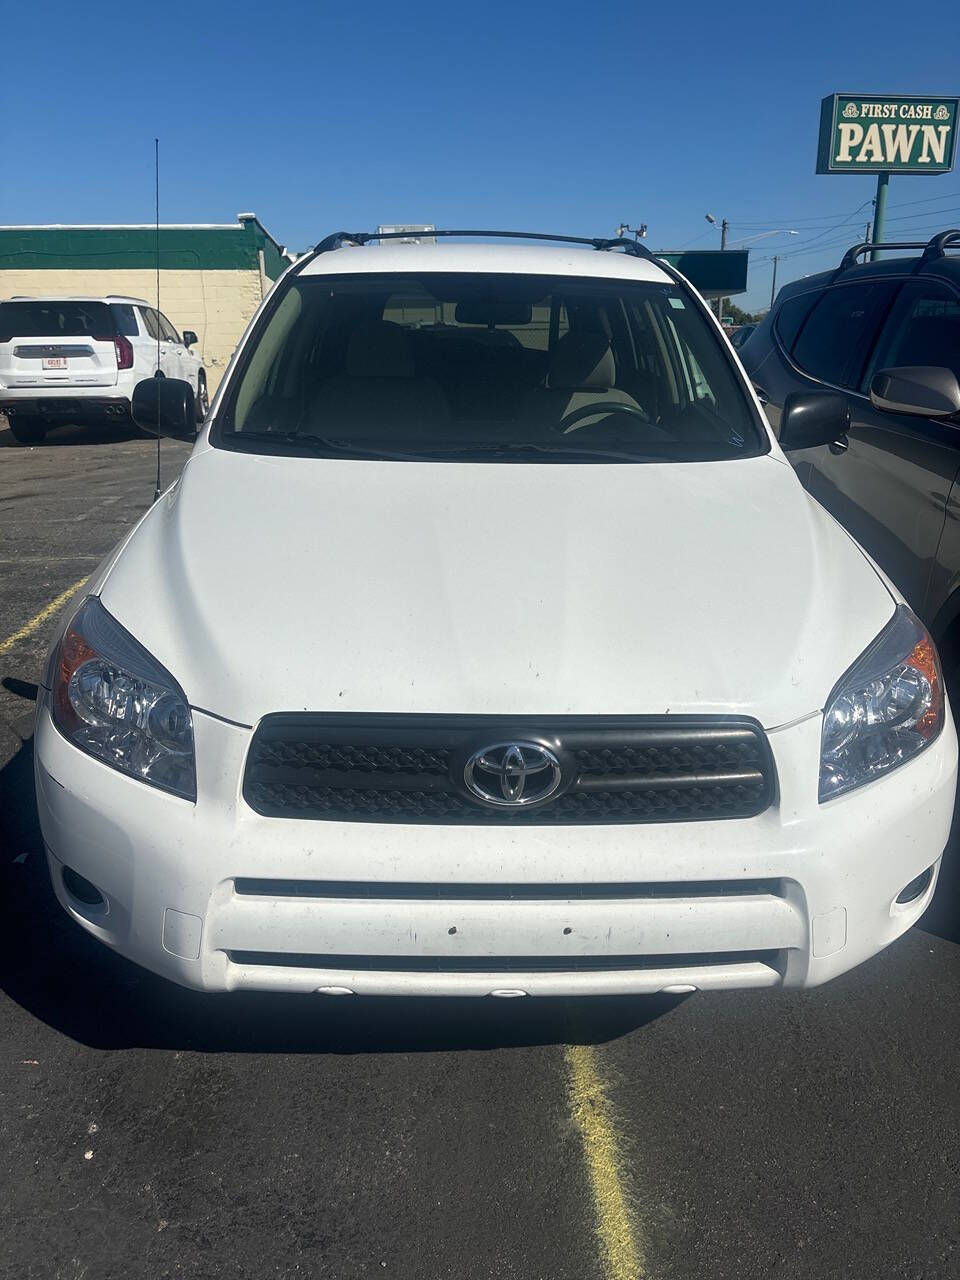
[729,229,799,247]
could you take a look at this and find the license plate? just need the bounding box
[42,357,68,370]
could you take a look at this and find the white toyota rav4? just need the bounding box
[0,295,207,443]
[34,230,958,998]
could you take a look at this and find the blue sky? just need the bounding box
[4,0,959,310]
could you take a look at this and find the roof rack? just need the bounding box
[837,228,960,273]
[309,227,661,266]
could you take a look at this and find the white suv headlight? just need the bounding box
[820,604,944,802]
[50,597,196,801]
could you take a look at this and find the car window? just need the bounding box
[774,291,822,351]
[139,307,160,341]
[217,272,767,463]
[0,300,114,339]
[863,280,960,389]
[109,304,140,337]
[791,282,897,389]
[159,313,180,343]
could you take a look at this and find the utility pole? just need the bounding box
[870,173,889,262]
[717,217,729,320]
[864,220,872,243]
[770,256,780,310]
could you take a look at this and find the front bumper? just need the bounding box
[34,704,958,996]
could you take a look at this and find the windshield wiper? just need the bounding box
[411,441,679,463]
[225,432,682,464]
[224,432,432,462]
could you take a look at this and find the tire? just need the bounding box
[195,373,209,425]
[7,415,47,445]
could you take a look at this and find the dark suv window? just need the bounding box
[791,281,897,388]
[109,303,140,337]
[864,280,960,389]
[774,291,821,351]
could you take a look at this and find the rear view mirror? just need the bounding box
[132,377,195,438]
[182,330,199,348]
[869,366,960,418]
[778,392,850,451]
[454,300,533,326]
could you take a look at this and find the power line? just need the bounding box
[751,209,960,262]
[725,186,960,232]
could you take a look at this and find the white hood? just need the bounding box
[99,446,895,729]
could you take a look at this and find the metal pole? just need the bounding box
[870,173,889,262]
[770,256,779,310]
[717,218,728,320]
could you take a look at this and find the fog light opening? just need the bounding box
[62,866,106,909]
[896,867,934,906]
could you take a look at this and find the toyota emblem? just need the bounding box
[463,741,562,808]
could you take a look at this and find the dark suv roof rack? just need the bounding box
[309,227,661,266]
[837,228,960,273]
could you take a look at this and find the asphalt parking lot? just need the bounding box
[3,416,960,1280]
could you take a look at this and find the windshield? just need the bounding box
[0,300,115,339]
[215,272,767,462]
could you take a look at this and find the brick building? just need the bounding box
[0,214,292,392]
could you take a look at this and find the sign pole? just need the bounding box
[871,171,890,261]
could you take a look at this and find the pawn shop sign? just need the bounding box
[817,94,959,173]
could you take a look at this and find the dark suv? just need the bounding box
[741,229,960,677]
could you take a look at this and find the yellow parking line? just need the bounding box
[564,1043,646,1280]
[0,577,88,657]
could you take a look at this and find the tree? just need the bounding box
[722,301,762,326]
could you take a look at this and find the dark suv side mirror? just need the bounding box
[778,392,851,451]
[182,330,199,349]
[132,377,195,438]
[869,366,960,418]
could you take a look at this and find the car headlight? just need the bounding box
[820,604,944,802]
[50,597,196,801]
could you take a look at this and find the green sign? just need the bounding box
[655,250,749,299]
[817,94,959,174]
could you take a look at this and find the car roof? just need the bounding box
[297,241,674,285]
[775,252,960,304]
[3,294,151,305]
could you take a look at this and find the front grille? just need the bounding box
[228,949,779,973]
[234,878,781,899]
[244,715,775,825]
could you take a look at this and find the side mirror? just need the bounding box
[869,366,960,418]
[132,377,195,438]
[778,391,851,451]
[182,330,198,349]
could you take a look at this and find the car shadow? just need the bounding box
[0,417,143,448]
[0,732,679,1055]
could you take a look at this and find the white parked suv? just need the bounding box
[34,230,958,998]
[0,295,207,443]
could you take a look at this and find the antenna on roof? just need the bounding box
[152,137,162,504]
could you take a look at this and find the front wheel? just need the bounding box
[195,373,209,425]
[7,414,47,445]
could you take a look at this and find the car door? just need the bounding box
[159,312,188,381]
[139,306,178,378]
[137,306,165,376]
[742,288,824,487]
[806,278,960,614]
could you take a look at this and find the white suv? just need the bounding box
[34,230,958,997]
[0,295,207,443]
